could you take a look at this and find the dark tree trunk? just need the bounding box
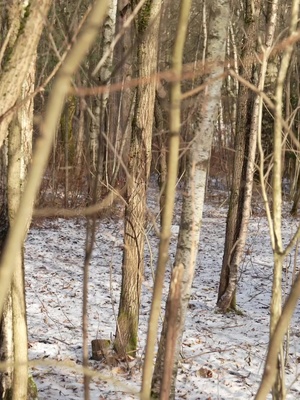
[217,0,262,312]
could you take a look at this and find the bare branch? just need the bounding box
[0,0,109,318]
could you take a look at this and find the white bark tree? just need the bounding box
[268,1,299,397]
[7,57,35,399]
[90,0,118,187]
[141,0,192,396]
[0,2,51,398]
[151,1,230,397]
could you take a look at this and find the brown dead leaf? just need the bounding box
[197,367,213,378]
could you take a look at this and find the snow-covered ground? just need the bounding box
[25,183,300,399]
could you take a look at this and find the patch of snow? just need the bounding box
[25,186,300,399]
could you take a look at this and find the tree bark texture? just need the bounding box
[270,1,299,397]
[0,120,11,400]
[98,0,118,189]
[109,0,135,186]
[115,0,161,357]
[159,265,183,400]
[217,0,262,311]
[0,0,52,149]
[141,0,192,396]
[152,1,230,397]
[260,0,281,183]
[0,296,13,400]
[255,265,300,400]
[0,1,42,397]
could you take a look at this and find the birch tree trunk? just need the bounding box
[141,0,192,396]
[96,0,118,190]
[0,1,51,397]
[151,1,230,397]
[88,0,118,191]
[0,0,52,149]
[114,0,162,357]
[269,1,299,397]
[8,58,34,397]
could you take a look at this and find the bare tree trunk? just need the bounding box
[0,15,13,400]
[141,0,192,396]
[270,1,299,397]
[0,0,52,148]
[0,192,10,399]
[154,95,168,226]
[0,290,13,399]
[0,0,109,349]
[0,1,51,397]
[109,0,135,187]
[97,0,118,190]
[89,99,100,177]
[8,54,35,398]
[151,1,229,397]
[75,96,86,178]
[289,52,300,216]
[217,0,279,312]
[217,0,261,311]
[160,265,183,400]
[255,254,300,400]
[114,0,162,357]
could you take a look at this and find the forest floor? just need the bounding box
[25,178,300,399]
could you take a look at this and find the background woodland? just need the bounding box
[1,0,300,399]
